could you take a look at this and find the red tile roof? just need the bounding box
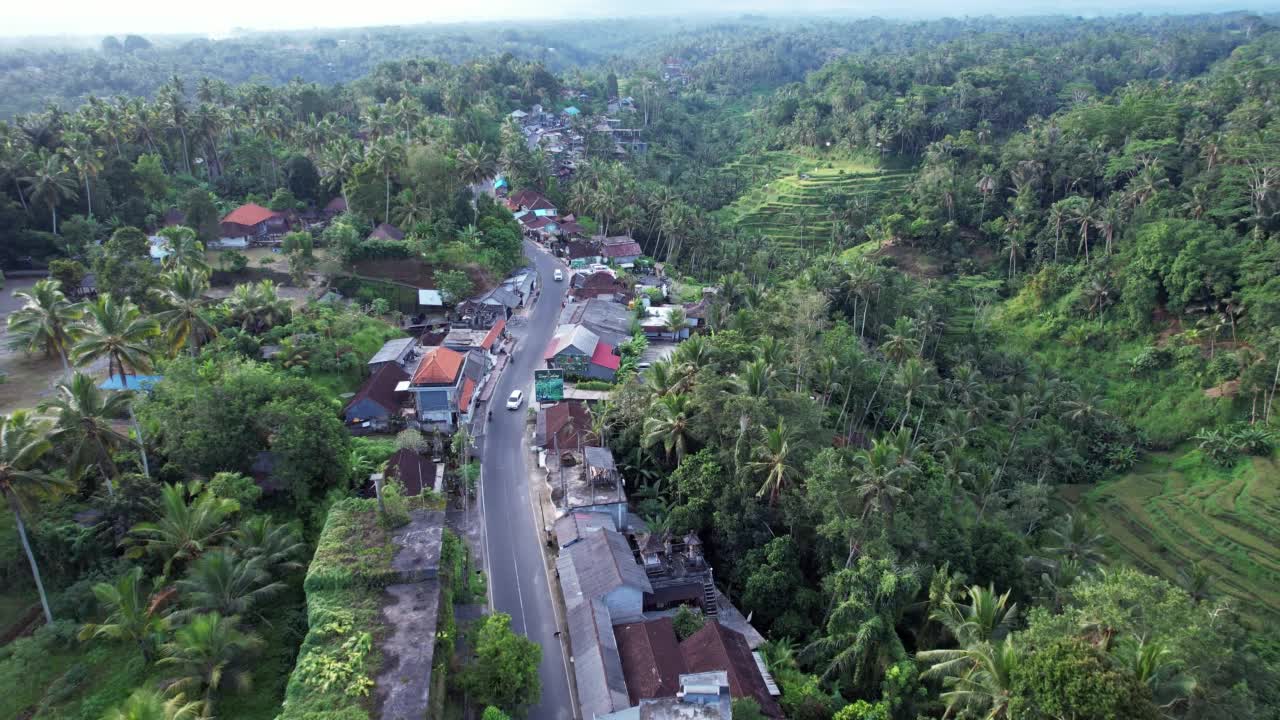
[221,203,279,227]
[458,378,477,414]
[614,618,688,704]
[481,319,506,351]
[680,623,782,717]
[536,401,596,449]
[412,346,465,385]
[590,342,620,371]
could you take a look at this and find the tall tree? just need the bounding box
[22,148,78,233]
[72,295,159,382]
[40,372,133,492]
[151,268,217,356]
[6,278,83,376]
[0,411,72,623]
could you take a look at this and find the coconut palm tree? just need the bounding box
[129,482,239,577]
[1112,636,1197,710]
[1040,513,1106,570]
[917,637,1022,719]
[225,280,291,334]
[156,225,208,272]
[159,612,262,717]
[22,148,78,233]
[642,393,696,465]
[0,411,72,623]
[175,550,285,620]
[151,268,217,356]
[931,584,1019,647]
[852,436,913,532]
[40,372,133,492]
[78,566,168,662]
[894,357,937,431]
[72,295,159,383]
[230,516,306,578]
[368,136,406,225]
[749,419,799,506]
[102,688,204,720]
[663,306,688,340]
[6,278,84,376]
[60,132,103,218]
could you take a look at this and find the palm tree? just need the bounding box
[22,148,78,233]
[1112,636,1196,710]
[368,136,406,225]
[156,225,208,272]
[0,411,72,623]
[175,550,285,620]
[129,482,238,577]
[6,278,84,376]
[663,306,688,340]
[78,566,168,662]
[41,372,133,492]
[749,419,799,505]
[102,688,204,720]
[1040,513,1106,570]
[230,516,306,577]
[72,295,159,383]
[894,357,937,431]
[852,435,914,533]
[152,268,217,356]
[931,584,1018,647]
[61,132,103,218]
[642,393,696,465]
[159,612,262,717]
[225,280,291,334]
[917,637,1021,719]
[457,143,497,187]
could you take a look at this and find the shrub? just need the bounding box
[1129,346,1169,375]
[672,605,706,640]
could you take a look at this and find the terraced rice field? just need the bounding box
[1077,450,1280,625]
[721,152,913,259]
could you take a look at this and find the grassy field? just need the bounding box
[1067,449,1280,626]
[720,152,913,259]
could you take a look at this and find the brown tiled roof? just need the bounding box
[536,401,596,449]
[481,319,506,351]
[680,624,782,717]
[412,346,465,385]
[458,377,477,414]
[614,618,688,704]
[387,448,436,495]
[344,362,409,416]
[602,241,643,258]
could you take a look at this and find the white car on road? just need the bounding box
[506,390,525,410]
[553,268,564,282]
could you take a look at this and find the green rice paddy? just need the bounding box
[1075,449,1280,626]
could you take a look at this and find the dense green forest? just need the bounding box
[1,9,1279,720]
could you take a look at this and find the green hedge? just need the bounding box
[302,499,399,594]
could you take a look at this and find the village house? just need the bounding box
[571,270,633,302]
[544,324,621,382]
[535,400,597,451]
[383,447,439,496]
[367,337,418,370]
[217,203,288,248]
[640,305,695,342]
[599,235,645,268]
[561,298,636,347]
[406,346,484,430]
[342,362,410,433]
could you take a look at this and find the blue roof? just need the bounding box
[99,374,163,391]
[563,106,580,115]
[493,176,508,189]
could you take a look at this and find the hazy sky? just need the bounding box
[3,0,1260,38]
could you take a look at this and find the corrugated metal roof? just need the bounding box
[567,598,631,719]
[568,527,652,600]
[368,337,415,366]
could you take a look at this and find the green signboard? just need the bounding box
[534,369,565,403]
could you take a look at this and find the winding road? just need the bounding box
[478,240,575,720]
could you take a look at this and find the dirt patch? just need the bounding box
[872,241,943,279]
[1204,380,1241,399]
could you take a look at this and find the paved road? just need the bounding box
[479,241,575,720]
